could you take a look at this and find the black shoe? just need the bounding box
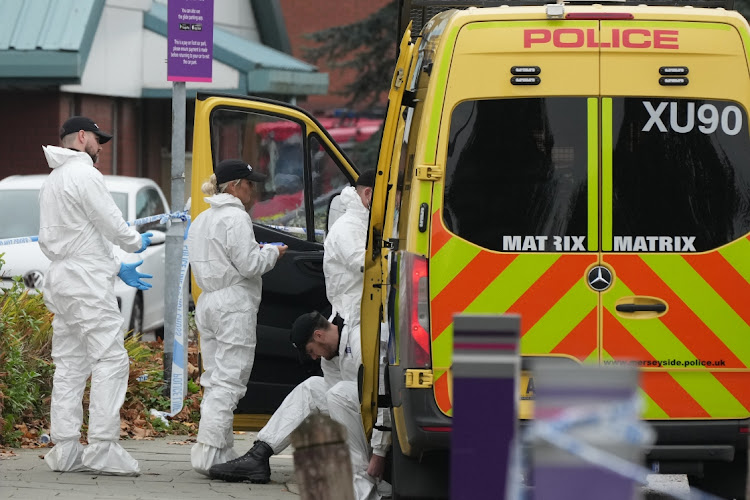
[209,441,273,483]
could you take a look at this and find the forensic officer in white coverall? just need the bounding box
[188,159,286,475]
[40,116,153,475]
[209,170,388,500]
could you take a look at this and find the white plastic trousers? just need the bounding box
[191,285,258,475]
[43,261,139,475]
[258,377,380,500]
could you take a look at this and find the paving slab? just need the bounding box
[0,432,298,500]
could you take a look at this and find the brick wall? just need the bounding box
[279,0,391,115]
[0,91,63,179]
[0,92,167,193]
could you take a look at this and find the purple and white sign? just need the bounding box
[167,0,214,82]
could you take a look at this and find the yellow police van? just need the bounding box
[191,0,750,497]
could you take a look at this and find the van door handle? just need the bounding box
[294,255,324,276]
[616,303,667,313]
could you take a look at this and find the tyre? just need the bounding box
[390,418,450,499]
[126,293,144,341]
[688,453,747,500]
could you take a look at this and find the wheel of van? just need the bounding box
[126,293,144,341]
[687,453,747,500]
[390,417,450,499]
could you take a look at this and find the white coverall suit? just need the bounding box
[188,193,280,475]
[255,186,386,499]
[257,312,378,498]
[323,185,390,499]
[39,146,144,475]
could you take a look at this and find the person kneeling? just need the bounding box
[209,310,382,499]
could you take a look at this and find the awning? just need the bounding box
[0,0,104,84]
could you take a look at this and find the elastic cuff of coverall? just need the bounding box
[191,442,239,476]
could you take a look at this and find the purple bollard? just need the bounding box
[451,314,521,500]
[532,364,648,500]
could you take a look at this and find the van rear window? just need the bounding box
[444,98,590,252]
[611,98,750,252]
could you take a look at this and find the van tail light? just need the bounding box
[399,251,431,367]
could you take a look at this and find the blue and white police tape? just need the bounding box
[168,224,190,417]
[126,210,190,228]
[528,420,723,500]
[0,235,38,246]
[0,210,190,246]
[539,395,644,435]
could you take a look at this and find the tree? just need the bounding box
[303,1,399,111]
[736,0,750,19]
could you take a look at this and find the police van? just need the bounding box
[191,0,750,497]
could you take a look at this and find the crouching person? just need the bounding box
[209,310,381,499]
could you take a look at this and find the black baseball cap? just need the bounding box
[355,169,377,188]
[59,116,113,144]
[215,159,267,185]
[290,311,325,356]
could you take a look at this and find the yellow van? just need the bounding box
[191,1,750,498]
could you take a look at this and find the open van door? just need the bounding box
[360,26,417,437]
[191,93,359,426]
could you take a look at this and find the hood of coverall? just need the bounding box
[323,185,369,323]
[43,145,92,170]
[339,185,369,218]
[204,192,245,210]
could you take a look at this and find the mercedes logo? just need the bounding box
[587,266,612,291]
[23,270,45,289]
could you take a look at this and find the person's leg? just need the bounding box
[192,294,257,474]
[43,282,91,472]
[327,381,380,500]
[209,376,331,482]
[257,376,331,452]
[77,273,139,475]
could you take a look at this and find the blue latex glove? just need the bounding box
[118,260,153,290]
[135,232,154,254]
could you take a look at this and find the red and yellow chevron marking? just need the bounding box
[429,213,598,415]
[603,249,750,419]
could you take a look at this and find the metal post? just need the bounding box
[164,81,187,397]
[451,313,521,500]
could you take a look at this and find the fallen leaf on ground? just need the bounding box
[167,438,196,445]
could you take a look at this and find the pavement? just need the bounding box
[0,432,300,500]
[0,429,692,500]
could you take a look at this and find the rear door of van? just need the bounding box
[431,11,750,423]
[432,19,602,418]
[599,18,750,421]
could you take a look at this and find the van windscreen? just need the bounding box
[443,98,590,252]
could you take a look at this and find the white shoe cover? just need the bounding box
[81,441,140,476]
[44,440,89,472]
[191,442,240,476]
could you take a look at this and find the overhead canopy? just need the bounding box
[0,0,104,84]
[143,2,328,96]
